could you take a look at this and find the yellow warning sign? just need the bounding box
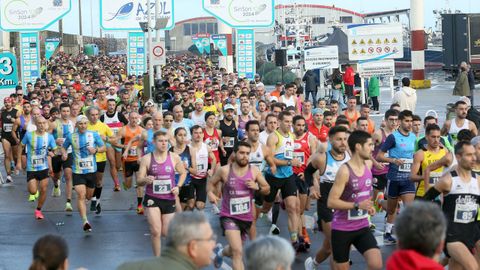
[360,39,365,45]
[352,49,358,54]
[367,39,373,45]
[384,38,389,44]
[360,49,366,54]
[376,38,382,44]
[392,38,398,43]
[352,40,357,45]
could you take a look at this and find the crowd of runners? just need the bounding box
[3,52,480,270]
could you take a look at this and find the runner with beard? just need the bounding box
[1,97,19,183]
[219,104,238,166]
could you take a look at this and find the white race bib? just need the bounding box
[398,159,413,172]
[429,171,443,185]
[153,179,172,194]
[230,196,250,215]
[293,152,305,164]
[31,154,46,167]
[284,140,294,160]
[225,137,235,148]
[78,157,94,170]
[454,203,477,224]
[3,123,12,132]
[128,146,137,156]
[348,208,369,221]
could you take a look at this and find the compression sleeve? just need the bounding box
[305,163,317,188]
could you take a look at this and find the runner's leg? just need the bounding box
[146,206,162,256]
[223,229,244,270]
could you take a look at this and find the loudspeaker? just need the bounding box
[275,49,287,66]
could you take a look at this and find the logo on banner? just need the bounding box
[106,2,134,21]
[45,37,61,60]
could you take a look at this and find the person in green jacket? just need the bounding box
[117,212,216,270]
[369,76,380,113]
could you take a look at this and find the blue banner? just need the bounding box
[20,32,40,86]
[45,37,61,60]
[0,52,19,90]
[192,36,204,54]
[211,34,227,56]
[236,29,255,79]
[127,32,146,76]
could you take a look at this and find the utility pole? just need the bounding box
[147,0,154,100]
[155,0,162,81]
[78,0,83,50]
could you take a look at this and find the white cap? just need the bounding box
[459,96,472,107]
[76,115,88,123]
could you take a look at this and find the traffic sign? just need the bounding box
[202,0,274,28]
[0,0,71,31]
[0,52,18,90]
[100,0,174,31]
[151,41,166,66]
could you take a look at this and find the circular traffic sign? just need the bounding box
[152,45,164,57]
[368,47,374,54]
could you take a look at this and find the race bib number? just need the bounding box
[230,196,250,215]
[398,159,413,172]
[293,152,305,164]
[153,179,172,195]
[79,157,94,170]
[31,154,46,166]
[225,137,235,148]
[429,171,443,185]
[284,141,294,160]
[128,146,137,156]
[348,208,369,221]
[3,123,12,132]
[197,163,205,172]
[207,139,219,151]
[454,203,477,224]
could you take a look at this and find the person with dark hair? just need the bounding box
[262,111,303,251]
[392,77,417,113]
[304,125,350,269]
[423,141,480,270]
[203,111,224,165]
[209,141,270,269]
[412,115,422,138]
[308,108,329,143]
[410,124,449,198]
[386,201,445,270]
[355,117,369,132]
[219,104,238,165]
[327,130,382,270]
[343,96,360,127]
[29,234,69,270]
[441,100,477,145]
[377,110,417,244]
[303,69,319,103]
[136,130,187,256]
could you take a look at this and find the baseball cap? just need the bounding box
[194,98,204,104]
[312,108,324,115]
[61,93,69,98]
[76,115,88,123]
[205,111,216,121]
[472,136,480,146]
[223,104,235,111]
[145,99,155,106]
[459,96,472,107]
[31,100,39,106]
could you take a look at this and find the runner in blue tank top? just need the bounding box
[137,129,186,257]
[377,110,417,244]
[208,141,270,270]
[328,130,382,270]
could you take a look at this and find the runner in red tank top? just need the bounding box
[203,112,225,165]
[293,115,317,249]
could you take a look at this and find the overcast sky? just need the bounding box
[47,0,478,37]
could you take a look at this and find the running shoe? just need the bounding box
[374,192,384,212]
[65,202,73,212]
[304,257,319,270]
[113,185,121,192]
[90,200,97,212]
[95,202,102,215]
[369,222,376,231]
[6,175,13,184]
[302,227,311,249]
[83,221,92,232]
[34,209,44,220]
[122,182,129,191]
[295,237,308,253]
[52,186,61,197]
[269,224,280,235]
[213,243,223,268]
[28,194,36,202]
[383,233,397,245]
[136,205,144,215]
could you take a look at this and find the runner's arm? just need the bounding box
[253,166,270,195]
[11,118,20,143]
[207,166,223,202]
[327,165,353,210]
[172,153,187,187]
[207,146,217,172]
[266,132,289,166]
[188,146,198,175]
[136,155,153,186]
[410,150,425,182]
[423,173,452,200]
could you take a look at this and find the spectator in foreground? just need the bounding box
[244,236,295,270]
[386,201,445,270]
[117,212,216,270]
[29,234,69,270]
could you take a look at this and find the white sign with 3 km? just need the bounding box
[151,41,166,66]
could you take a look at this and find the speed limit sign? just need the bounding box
[151,41,166,66]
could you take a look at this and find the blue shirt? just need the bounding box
[381,130,416,181]
[144,129,155,155]
[22,132,57,172]
[63,131,104,174]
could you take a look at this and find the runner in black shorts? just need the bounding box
[1,97,18,183]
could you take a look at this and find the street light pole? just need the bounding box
[155,0,162,81]
[147,0,154,100]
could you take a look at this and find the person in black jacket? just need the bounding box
[302,70,318,103]
[467,64,476,106]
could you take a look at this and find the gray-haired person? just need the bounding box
[118,212,216,270]
[244,236,295,270]
[386,201,446,270]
